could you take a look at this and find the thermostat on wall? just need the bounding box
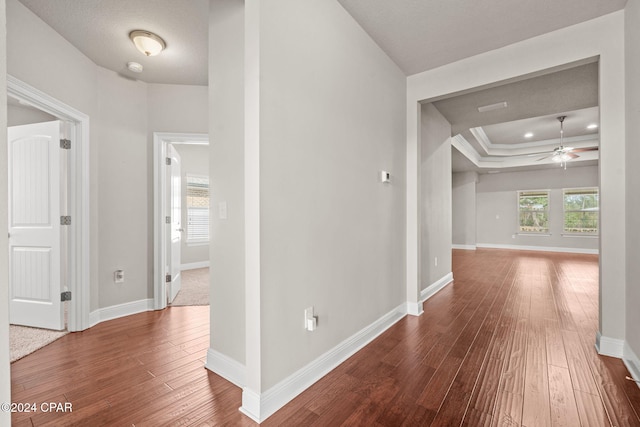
[380,171,391,183]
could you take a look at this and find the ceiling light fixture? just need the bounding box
[554,116,570,169]
[587,123,598,130]
[129,30,166,56]
[477,101,508,113]
[524,132,534,138]
[536,116,599,167]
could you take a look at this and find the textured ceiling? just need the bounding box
[338,0,627,75]
[432,62,598,137]
[17,0,627,87]
[18,0,209,85]
[14,0,614,174]
[433,62,600,173]
[17,0,625,87]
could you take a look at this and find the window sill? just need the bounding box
[516,232,551,237]
[186,241,209,247]
[561,233,598,238]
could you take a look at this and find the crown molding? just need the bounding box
[470,126,599,156]
[452,134,598,170]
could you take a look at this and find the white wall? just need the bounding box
[147,84,208,134]
[208,0,246,366]
[476,165,599,252]
[255,0,406,392]
[7,103,56,126]
[0,1,11,423]
[625,1,640,366]
[172,144,209,266]
[6,0,101,309]
[421,104,452,286]
[7,0,209,311]
[407,11,626,344]
[95,67,149,306]
[452,171,477,247]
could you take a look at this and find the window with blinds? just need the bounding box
[186,175,209,243]
[563,188,599,234]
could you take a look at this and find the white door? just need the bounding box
[8,121,65,330]
[168,145,182,303]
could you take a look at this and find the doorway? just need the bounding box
[7,76,91,333]
[153,132,209,310]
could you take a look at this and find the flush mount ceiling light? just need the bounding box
[524,132,534,138]
[129,30,166,56]
[587,123,599,130]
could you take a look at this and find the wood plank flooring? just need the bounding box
[10,249,640,426]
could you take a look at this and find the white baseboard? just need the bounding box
[181,261,210,271]
[624,342,640,390]
[406,301,423,317]
[595,331,624,358]
[89,298,154,327]
[421,272,453,303]
[239,302,408,423]
[452,244,476,250]
[476,243,598,255]
[205,349,246,388]
[240,388,261,422]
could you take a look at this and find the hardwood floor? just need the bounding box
[10,249,640,426]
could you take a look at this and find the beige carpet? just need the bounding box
[10,325,68,363]
[171,267,209,306]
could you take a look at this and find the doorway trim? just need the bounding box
[153,132,209,310]
[8,75,91,332]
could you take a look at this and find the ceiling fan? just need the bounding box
[536,116,599,167]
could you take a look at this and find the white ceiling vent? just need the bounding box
[477,101,508,113]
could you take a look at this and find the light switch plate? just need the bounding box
[218,202,228,219]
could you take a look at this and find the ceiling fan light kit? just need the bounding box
[534,115,598,169]
[555,115,569,169]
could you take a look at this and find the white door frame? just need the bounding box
[7,75,91,332]
[153,132,208,310]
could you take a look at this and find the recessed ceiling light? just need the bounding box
[587,123,598,130]
[129,30,166,56]
[487,170,501,174]
[524,132,534,138]
[127,62,143,73]
[477,101,508,113]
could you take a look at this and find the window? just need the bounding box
[563,188,599,234]
[518,190,549,233]
[186,175,209,243]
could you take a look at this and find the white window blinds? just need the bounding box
[186,175,209,242]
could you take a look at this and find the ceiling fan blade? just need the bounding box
[570,146,599,153]
[536,154,553,161]
[567,152,579,159]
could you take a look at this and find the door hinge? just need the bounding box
[60,139,71,149]
[165,274,171,283]
[61,291,72,301]
[165,216,171,224]
[60,216,71,225]
[166,157,171,165]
